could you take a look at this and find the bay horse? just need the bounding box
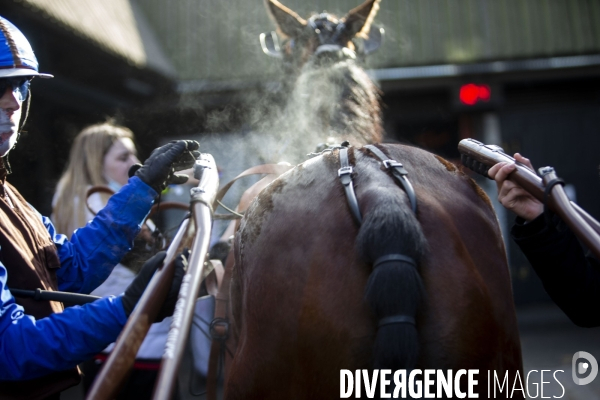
[223,1,523,398]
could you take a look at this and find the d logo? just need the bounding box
[572,351,598,385]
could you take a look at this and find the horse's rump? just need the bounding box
[227,143,522,399]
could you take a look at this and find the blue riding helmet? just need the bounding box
[0,16,52,79]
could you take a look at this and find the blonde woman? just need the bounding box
[52,122,139,237]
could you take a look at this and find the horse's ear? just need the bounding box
[265,0,307,39]
[341,0,382,40]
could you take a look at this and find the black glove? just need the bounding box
[131,140,201,193]
[121,250,188,322]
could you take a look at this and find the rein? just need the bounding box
[211,163,294,219]
[85,185,189,254]
[85,185,190,220]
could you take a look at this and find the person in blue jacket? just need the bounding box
[0,16,200,399]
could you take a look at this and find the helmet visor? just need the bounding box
[0,67,52,79]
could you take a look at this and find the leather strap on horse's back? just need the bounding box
[204,260,224,297]
[338,147,363,224]
[364,145,418,214]
[207,251,236,400]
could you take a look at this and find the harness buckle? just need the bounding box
[210,317,229,342]
[338,166,353,177]
[383,159,402,169]
[383,159,408,175]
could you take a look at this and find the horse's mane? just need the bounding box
[260,56,381,164]
[295,56,383,145]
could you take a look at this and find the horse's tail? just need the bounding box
[356,175,427,371]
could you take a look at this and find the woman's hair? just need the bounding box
[52,122,135,236]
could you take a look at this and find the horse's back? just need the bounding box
[227,143,522,399]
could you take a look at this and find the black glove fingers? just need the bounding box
[169,174,189,185]
[162,143,195,169]
[121,251,167,316]
[135,140,200,193]
[128,163,142,179]
[138,251,167,281]
[183,140,200,151]
[171,153,195,170]
[170,148,201,173]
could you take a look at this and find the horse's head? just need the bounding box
[263,0,383,72]
[256,0,384,162]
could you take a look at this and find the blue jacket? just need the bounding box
[0,176,156,380]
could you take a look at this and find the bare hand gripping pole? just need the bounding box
[458,138,600,260]
[152,154,220,400]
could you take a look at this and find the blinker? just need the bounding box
[259,31,283,58]
[353,25,385,55]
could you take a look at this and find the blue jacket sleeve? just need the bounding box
[0,263,128,380]
[52,176,156,294]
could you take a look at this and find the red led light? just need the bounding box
[459,83,491,105]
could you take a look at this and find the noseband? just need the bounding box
[307,14,356,60]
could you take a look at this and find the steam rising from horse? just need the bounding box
[224,1,523,398]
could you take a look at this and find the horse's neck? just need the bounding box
[289,59,382,147]
[256,60,382,165]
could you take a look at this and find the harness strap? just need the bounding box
[204,260,224,297]
[543,175,565,227]
[85,185,185,252]
[364,145,418,214]
[378,315,416,328]
[212,164,294,216]
[85,185,115,215]
[207,244,236,400]
[373,254,417,269]
[338,147,362,225]
[85,185,189,218]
